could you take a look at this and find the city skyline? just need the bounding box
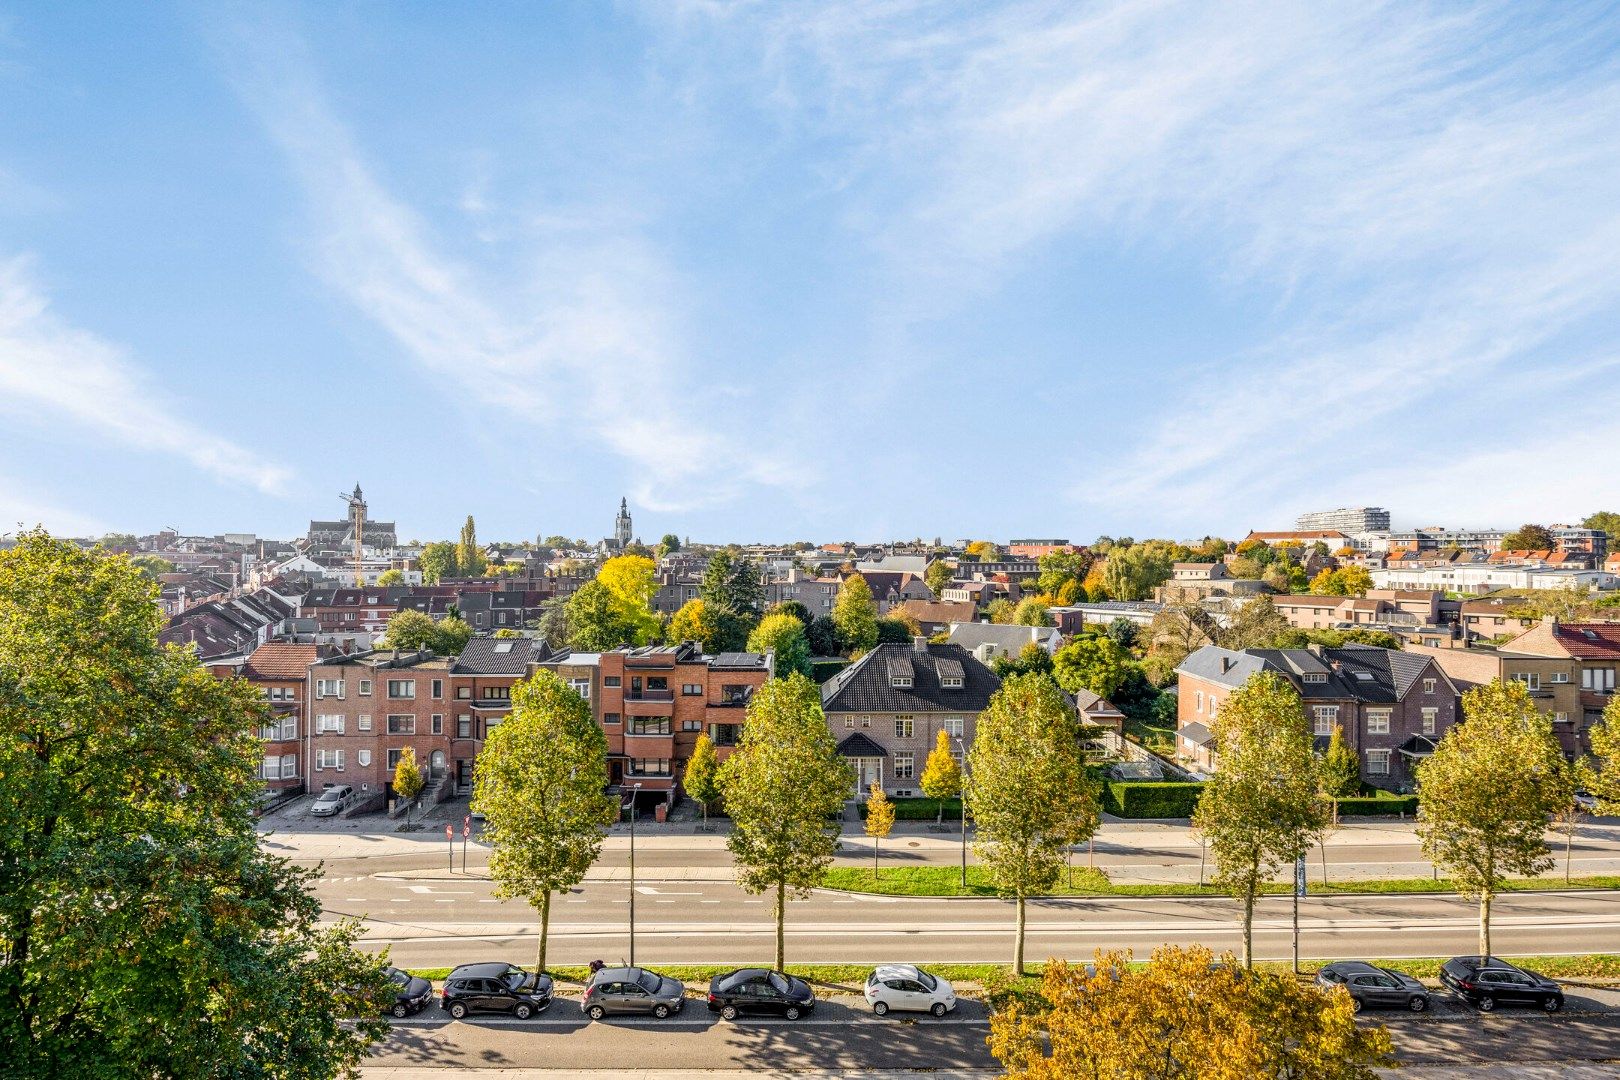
[4,3,1620,541]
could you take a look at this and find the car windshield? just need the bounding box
[768,972,790,993]
[387,969,408,987]
[504,971,527,989]
[316,793,339,803]
[637,971,661,992]
[915,970,937,991]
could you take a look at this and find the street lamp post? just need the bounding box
[626,782,643,967]
[953,738,969,889]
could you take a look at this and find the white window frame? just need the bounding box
[358,679,373,696]
[1423,678,1436,693]
[358,749,372,767]
[357,714,372,732]
[1511,672,1541,691]
[942,717,964,738]
[894,717,914,739]
[894,753,915,780]
[1366,749,1391,775]
[316,714,345,735]
[1312,705,1339,735]
[1421,707,1438,735]
[1366,709,1391,735]
[280,754,298,779]
[316,678,345,699]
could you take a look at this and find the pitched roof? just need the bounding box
[836,732,889,757]
[821,642,999,714]
[1177,643,1439,703]
[947,622,1059,655]
[451,637,547,675]
[241,642,320,680]
[1555,623,1620,660]
[1179,722,1213,746]
[891,600,978,626]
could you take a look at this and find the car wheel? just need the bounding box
[931,1002,947,1018]
[1477,995,1496,1012]
[1408,996,1428,1013]
[785,1006,802,1021]
[587,1005,605,1021]
[721,1004,738,1021]
[448,1002,468,1020]
[1351,997,1363,1014]
[873,1001,889,1016]
[515,1003,534,1020]
[653,1004,671,1019]
[392,1002,409,1019]
[1543,996,1564,1013]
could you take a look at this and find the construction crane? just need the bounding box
[338,484,367,586]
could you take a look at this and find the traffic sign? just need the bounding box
[462,821,470,838]
[1294,855,1307,897]
[445,824,453,840]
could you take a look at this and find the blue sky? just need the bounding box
[3,2,1620,545]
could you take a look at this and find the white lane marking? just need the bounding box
[634,886,703,896]
[406,885,474,895]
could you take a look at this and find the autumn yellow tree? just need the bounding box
[920,729,962,824]
[864,783,895,881]
[596,554,660,644]
[988,946,1392,1079]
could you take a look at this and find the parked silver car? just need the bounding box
[308,785,354,817]
[582,966,686,1020]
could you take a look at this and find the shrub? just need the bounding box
[856,797,963,820]
[1105,782,1204,818]
[1334,792,1419,817]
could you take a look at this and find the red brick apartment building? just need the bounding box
[239,641,325,792]
[306,649,452,808]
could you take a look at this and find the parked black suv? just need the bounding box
[385,966,433,1018]
[706,968,816,1020]
[1439,956,1564,1012]
[440,962,554,1020]
[1315,961,1429,1013]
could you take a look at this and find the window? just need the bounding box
[1312,705,1339,735]
[568,678,591,700]
[1551,672,1570,684]
[604,676,622,688]
[629,718,671,735]
[1208,697,1219,718]
[894,754,914,779]
[358,749,372,767]
[316,714,345,735]
[1195,691,1204,713]
[387,715,416,735]
[1554,711,1570,723]
[357,714,372,732]
[890,675,913,689]
[861,716,871,728]
[648,677,669,691]
[940,676,963,689]
[629,758,671,777]
[603,712,621,725]
[431,713,443,735]
[1366,709,1391,735]
[387,748,404,769]
[432,679,443,698]
[483,686,511,700]
[1303,673,1327,684]
[942,717,964,738]
[359,679,373,696]
[260,755,279,780]
[1366,749,1391,775]
[457,687,472,699]
[895,717,914,739]
[1511,672,1541,691]
[1421,707,1438,735]
[1583,667,1616,692]
[845,717,856,729]
[316,749,344,771]
[1423,678,1436,694]
[457,715,472,738]
[683,683,704,696]
[682,719,702,732]
[316,679,345,698]
[280,754,297,779]
[387,680,416,699]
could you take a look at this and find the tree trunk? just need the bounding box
[873,836,880,881]
[1014,893,1027,976]
[1566,823,1574,884]
[1479,890,1492,958]
[537,891,552,972]
[937,799,943,825]
[775,878,786,973]
[1242,886,1256,969]
[1320,838,1328,885]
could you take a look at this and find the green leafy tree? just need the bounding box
[719,673,853,970]
[747,612,813,678]
[876,615,918,644]
[683,733,722,827]
[806,615,840,657]
[419,540,457,584]
[1581,511,1620,540]
[435,615,473,654]
[380,609,441,651]
[1100,545,1174,601]
[992,641,1056,679]
[1036,550,1090,598]
[767,599,813,627]
[832,574,879,655]
[376,567,404,587]
[1320,725,1361,798]
[127,553,176,579]
[986,597,1016,624]
[493,627,524,639]
[1104,618,1138,650]
[864,783,895,880]
[1499,523,1557,551]
[564,580,637,651]
[1218,594,1292,649]
[536,595,571,650]
[1586,696,1620,813]
[1416,679,1567,957]
[969,673,1100,974]
[1013,597,1051,627]
[702,550,765,619]
[659,532,682,553]
[668,598,721,650]
[920,728,963,823]
[1191,672,1329,967]
[456,515,487,578]
[1309,566,1373,597]
[925,558,954,597]
[0,531,389,1076]
[1052,635,1132,700]
[471,670,615,971]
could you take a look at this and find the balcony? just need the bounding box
[623,696,675,717]
[625,689,674,702]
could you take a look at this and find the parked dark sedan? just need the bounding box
[385,966,433,1018]
[706,968,816,1020]
[1315,961,1429,1013]
[440,962,554,1020]
[1439,956,1564,1013]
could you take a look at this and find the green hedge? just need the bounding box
[1105,782,1205,818]
[856,797,963,821]
[1335,792,1418,816]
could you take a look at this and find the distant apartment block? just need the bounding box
[1295,507,1392,533]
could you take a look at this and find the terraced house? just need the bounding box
[305,649,452,811]
[820,639,999,801]
[1175,644,1462,792]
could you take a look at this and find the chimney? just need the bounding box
[975,643,996,664]
[912,635,928,653]
[1219,656,1234,674]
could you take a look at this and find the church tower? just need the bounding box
[614,497,633,549]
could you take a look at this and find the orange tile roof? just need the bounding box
[241,642,319,680]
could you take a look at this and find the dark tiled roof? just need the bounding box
[821,642,999,714]
[835,732,889,757]
[1180,722,1213,746]
[452,637,547,674]
[1179,644,1440,704]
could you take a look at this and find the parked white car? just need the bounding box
[864,965,957,1017]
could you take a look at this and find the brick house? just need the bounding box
[1175,644,1461,791]
[820,640,1000,800]
[306,649,451,809]
[240,641,323,792]
[448,637,555,795]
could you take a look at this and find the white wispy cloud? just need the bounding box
[211,12,804,514]
[0,256,293,497]
[655,0,1620,530]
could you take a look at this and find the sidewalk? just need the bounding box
[362,1072,997,1079]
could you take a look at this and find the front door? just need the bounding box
[456,759,473,791]
[430,750,447,780]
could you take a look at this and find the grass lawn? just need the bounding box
[1123,719,1176,757]
[819,864,1620,899]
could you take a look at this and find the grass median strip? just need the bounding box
[819,864,1620,898]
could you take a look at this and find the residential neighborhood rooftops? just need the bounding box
[1177,643,1440,702]
[821,641,998,714]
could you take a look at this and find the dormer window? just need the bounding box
[891,676,913,688]
[941,676,963,689]
[1302,673,1327,684]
